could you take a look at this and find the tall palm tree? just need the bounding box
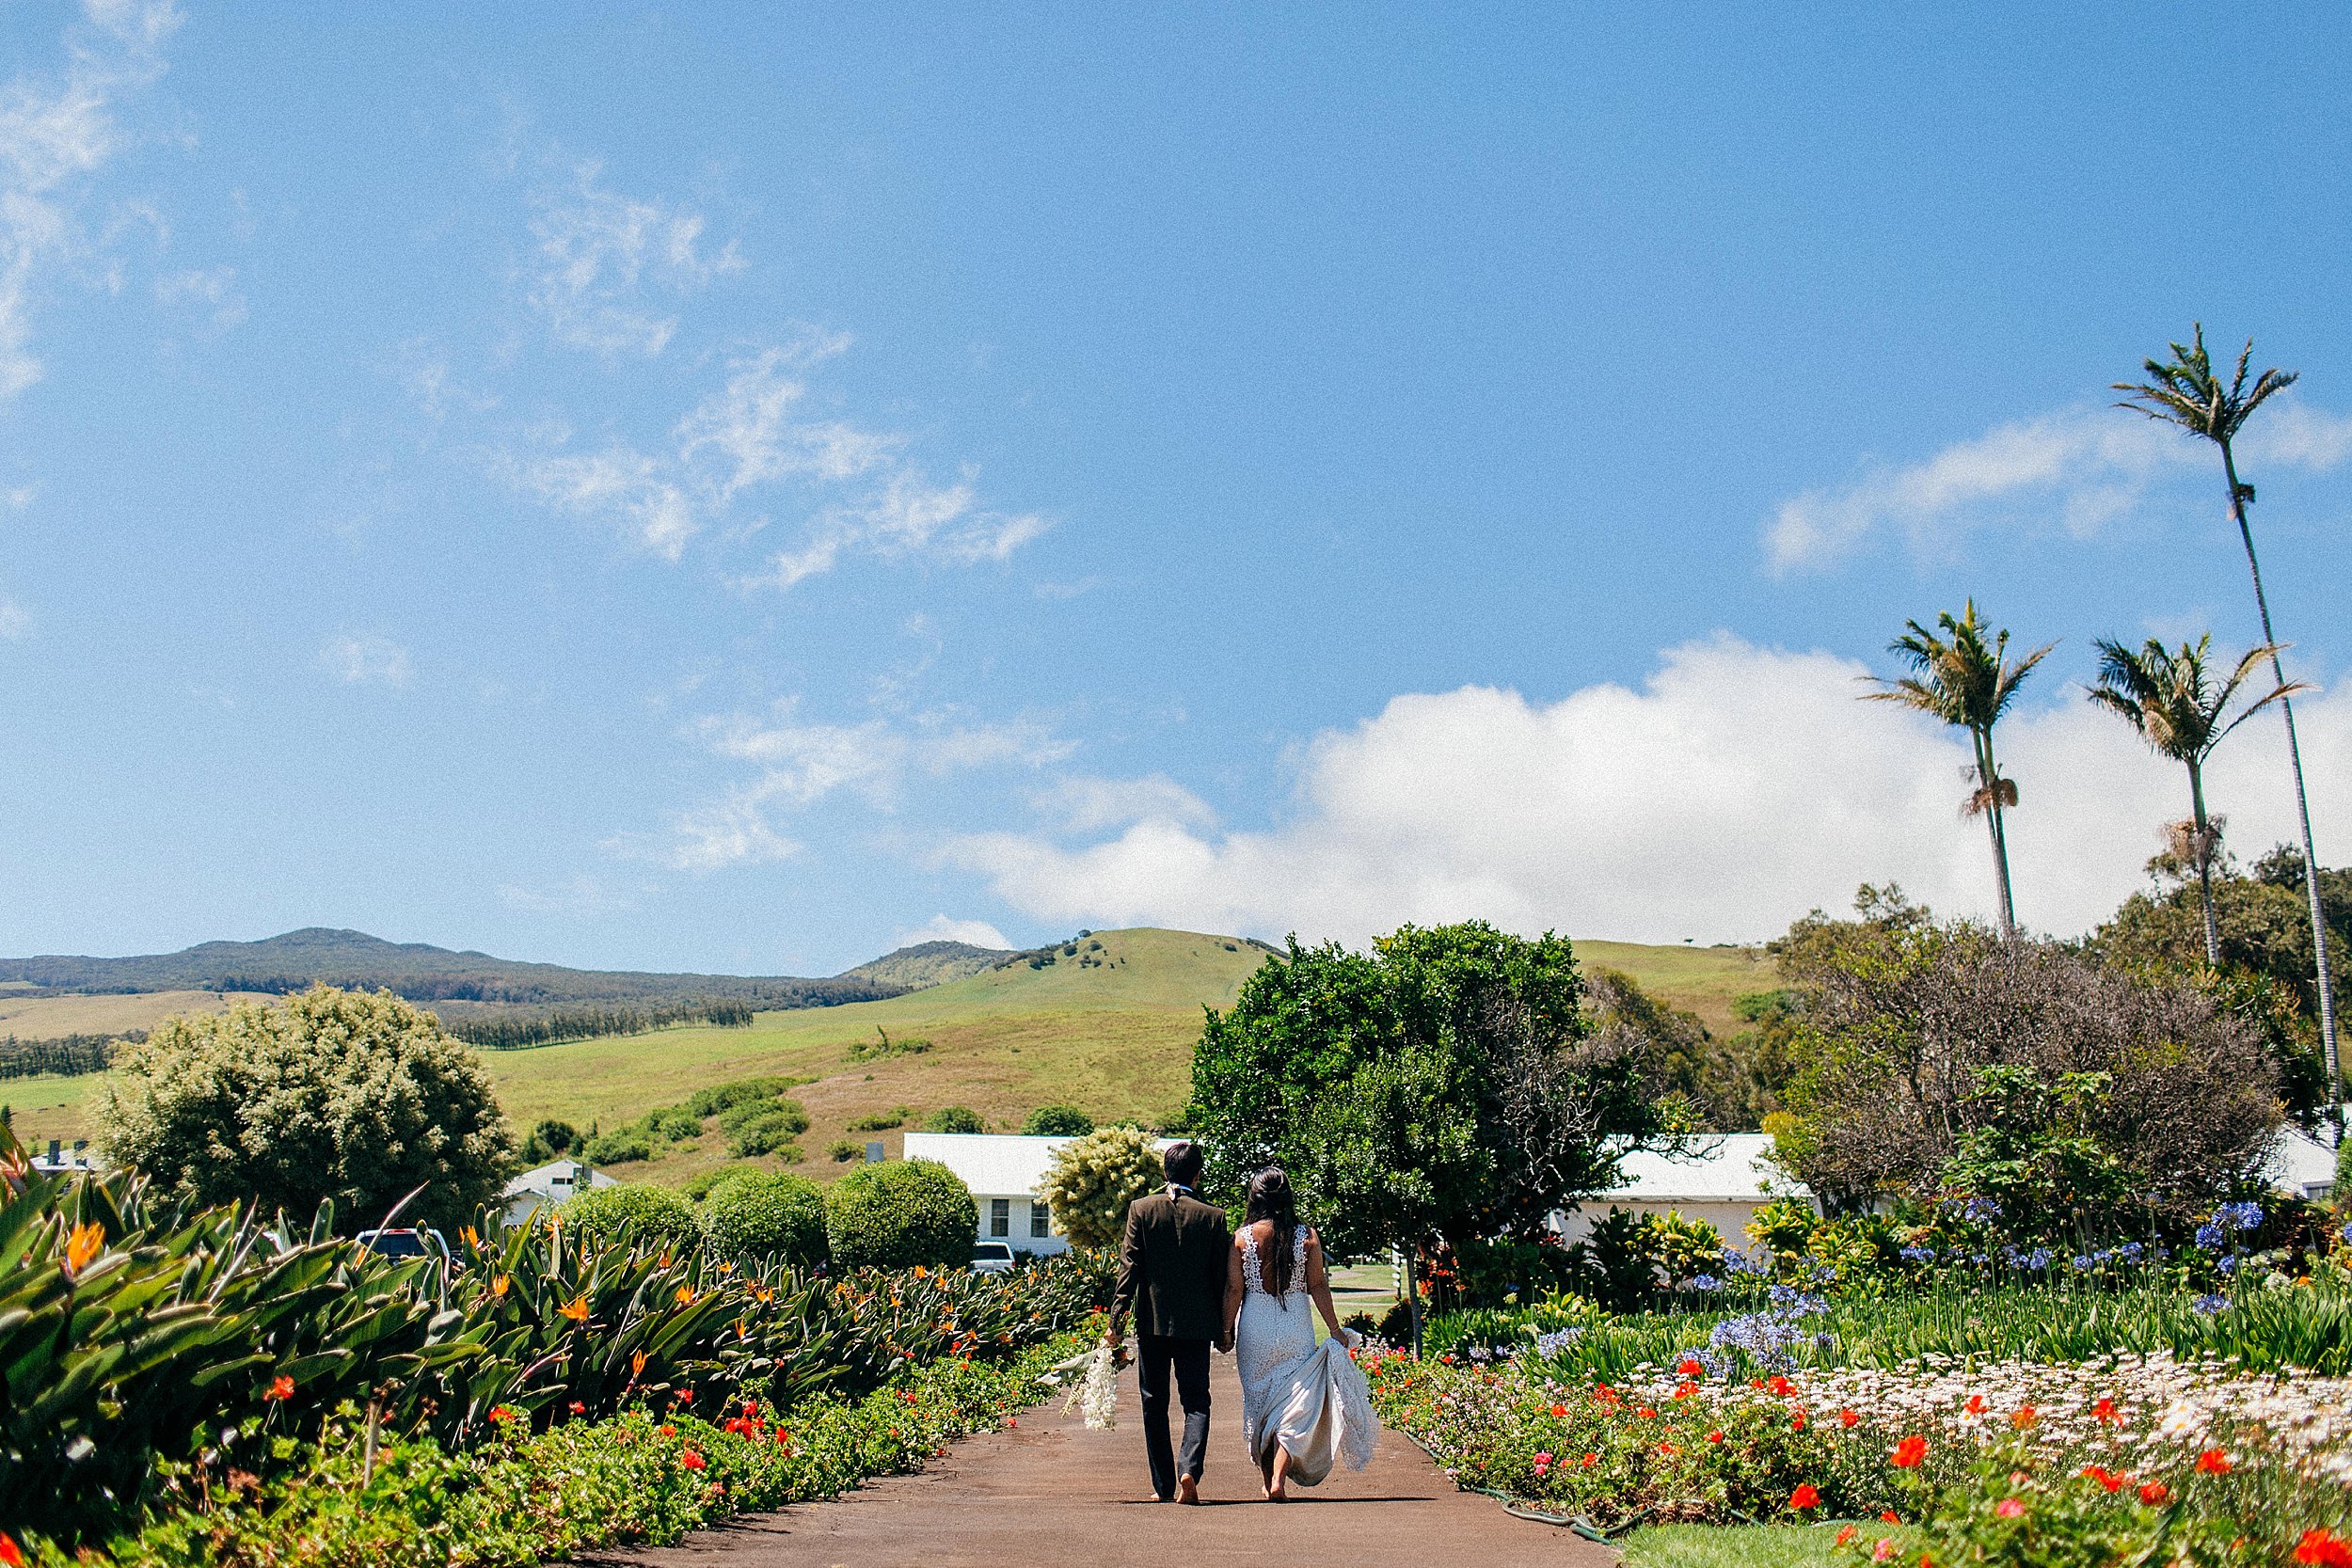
[1865,601,2054,937]
[2116,326,2342,1130]
[2087,635,2304,965]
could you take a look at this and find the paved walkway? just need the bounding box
[598,1351,1613,1568]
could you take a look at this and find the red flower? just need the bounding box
[659,1423,675,1437]
[1768,1375,1797,1398]
[2092,1397,2118,1424]
[569,1401,586,1416]
[1839,1408,1859,1429]
[681,1449,707,1471]
[1788,1484,1820,1511]
[1707,1430,1724,1445]
[1836,1527,1857,1547]
[1995,1498,2025,1519]
[1790,1413,1806,1432]
[1549,1403,1568,1418]
[264,1374,294,1402]
[1891,1434,1928,1468]
[1965,1395,1985,1416]
[2137,1481,2169,1507]
[0,1531,24,1568]
[1677,1358,1704,1376]
[2195,1449,2232,1475]
[1581,1452,1597,1467]
[2296,1529,2352,1568]
[2010,1404,2038,1430]
[2079,1465,2122,1494]
[1880,1512,1900,1525]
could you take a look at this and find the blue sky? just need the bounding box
[5,2,2351,974]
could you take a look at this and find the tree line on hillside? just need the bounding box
[446,998,755,1051]
[0,1031,135,1080]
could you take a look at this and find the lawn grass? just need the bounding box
[1619,1524,1839,1568]
[0,987,274,1037]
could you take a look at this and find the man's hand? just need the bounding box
[1216,1335,1232,1355]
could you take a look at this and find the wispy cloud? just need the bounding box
[1764,401,2352,574]
[615,703,1073,873]
[499,332,1050,578]
[319,632,412,688]
[524,160,742,356]
[0,0,182,399]
[153,264,245,335]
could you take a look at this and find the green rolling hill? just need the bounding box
[4,928,1776,1186]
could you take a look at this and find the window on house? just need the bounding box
[990,1198,1010,1237]
[1030,1201,1050,1238]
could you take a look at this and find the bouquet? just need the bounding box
[1061,1342,1120,1430]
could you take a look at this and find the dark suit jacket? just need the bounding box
[1110,1185,1231,1342]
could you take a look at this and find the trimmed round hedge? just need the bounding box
[824,1157,977,1269]
[557,1181,700,1251]
[700,1169,829,1264]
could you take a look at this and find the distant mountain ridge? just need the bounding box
[0,927,926,1010]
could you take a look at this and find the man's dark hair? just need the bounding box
[1162,1139,1203,1188]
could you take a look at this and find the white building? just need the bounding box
[1554,1132,1806,1246]
[2265,1124,2341,1203]
[501,1158,618,1227]
[903,1132,1179,1257]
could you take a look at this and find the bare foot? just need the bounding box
[1176,1474,1200,1505]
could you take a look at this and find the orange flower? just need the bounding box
[1839,1408,1859,1428]
[631,1349,649,1377]
[1549,1403,1568,1418]
[559,1295,590,1323]
[2295,1529,2352,1567]
[680,1449,706,1470]
[1788,1483,1820,1511]
[1790,1413,1806,1432]
[1707,1430,1724,1445]
[64,1220,104,1277]
[717,1260,735,1274]
[1965,1395,1985,1416]
[2010,1404,2037,1429]
[491,1275,511,1298]
[1677,1357,1704,1376]
[1657,1442,1679,1456]
[2196,1449,2232,1475]
[1880,1512,1900,1525]
[460,1226,480,1248]
[1892,1434,1928,1468]
[264,1374,295,1402]
[0,1530,24,1568]
[675,1285,696,1306]
[2092,1397,2118,1423]
[1836,1527,1857,1547]
[2137,1481,2170,1507]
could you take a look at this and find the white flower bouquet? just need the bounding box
[1061,1342,1120,1430]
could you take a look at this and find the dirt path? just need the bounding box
[597,1350,1613,1568]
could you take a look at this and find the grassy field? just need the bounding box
[1576,940,1777,1037]
[5,929,1779,1181]
[0,988,275,1038]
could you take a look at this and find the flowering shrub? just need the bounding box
[23,1329,1092,1568]
[1370,1338,2352,1555]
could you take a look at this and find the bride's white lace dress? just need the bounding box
[1234,1224,1378,1485]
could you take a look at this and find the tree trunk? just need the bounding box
[2189,763,2221,967]
[1978,728,2018,937]
[2222,439,2343,1145]
[1405,1249,1424,1357]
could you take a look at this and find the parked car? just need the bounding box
[357,1227,450,1262]
[970,1240,1016,1275]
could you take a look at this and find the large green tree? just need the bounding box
[2088,634,2301,964]
[2117,327,2341,1131]
[1864,601,2052,937]
[1188,921,1665,1293]
[94,985,516,1234]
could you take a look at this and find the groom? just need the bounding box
[1104,1139,1230,1504]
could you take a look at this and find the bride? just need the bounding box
[1219,1167,1378,1500]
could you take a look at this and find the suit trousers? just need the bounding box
[1135,1334,1212,1498]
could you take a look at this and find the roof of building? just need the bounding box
[1574,1133,1797,1207]
[501,1159,620,1199]
[2265,1125,2341,1196]
[902,1132,1176,1196]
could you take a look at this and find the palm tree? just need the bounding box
[2116,326,2342,1130]
[1865,601,2054,937]
[2087,635,2305,965]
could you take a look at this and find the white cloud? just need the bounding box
[153,264,244,334]
[939,634,2352,948]
[896,913,1012,951]
[1766,401,2352,574]
[0,0,180,399]
[755,468,1049,590]
[675,335,896,499]
[524,161,742,356]
[623,705,1073,873]
[1033,773,1216,834]
[501,444,696,559]
[0,598,29,641]
[319,632,412,688]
